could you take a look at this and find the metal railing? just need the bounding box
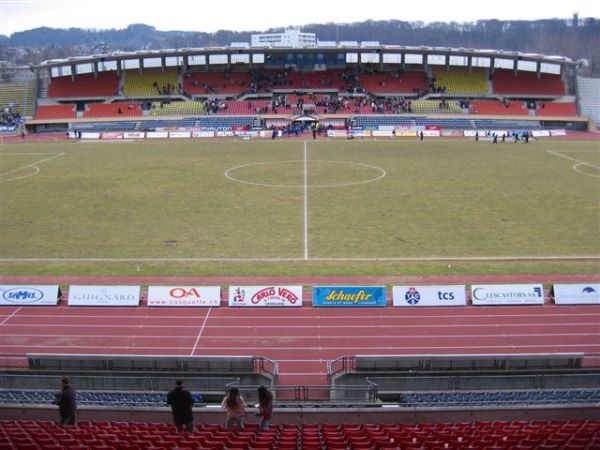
[231,384,378,403]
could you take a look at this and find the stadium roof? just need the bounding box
[35,44,578,74]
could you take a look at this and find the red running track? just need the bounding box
[1,301,599,386]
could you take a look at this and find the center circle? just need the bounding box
[224,160,386,188]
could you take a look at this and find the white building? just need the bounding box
[251,29,317,48]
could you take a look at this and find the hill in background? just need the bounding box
[1,18,599,75]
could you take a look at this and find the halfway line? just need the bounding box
[303,141,309,259]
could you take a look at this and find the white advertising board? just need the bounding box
[532,130,551,137]
[169,131,191,139]
[229,286,302,307]
[0,285,61,306]
[393,285,467,307]
[146,132,169,139]
[147,286,221,307]
[68,285,141,306]
[553,283,600,305]
[81,132,101,140]
[101,132,123,139]
[234,131,259,138]
[471,284,544,305]
[192,131,215,138]
[327,130,348,138]
[550,129,567,136]
[123,132,146,139]
[372,130,394,137]
[441,130,463,137]
[423,130,441,137]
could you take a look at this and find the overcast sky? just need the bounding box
[1,0,599,36]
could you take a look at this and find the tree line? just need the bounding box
[1,18,598,75]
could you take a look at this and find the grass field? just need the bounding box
[1,138,599,276]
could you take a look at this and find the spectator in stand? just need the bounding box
[222,387,246,429]
[256,386,274,430]
[167,379,195,433]
[53,376,77,426]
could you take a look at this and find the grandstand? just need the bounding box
[124,68,179,97]
[0,39,592,136]
[0,81,36,117]
[47,72,120,98]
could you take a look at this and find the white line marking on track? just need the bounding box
[2,332,597,339]
[2,344,598,351]
[4,322,598,329]
[190,308,212,355]
[0,307,22,326]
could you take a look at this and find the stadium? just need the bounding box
[1,24,600,450]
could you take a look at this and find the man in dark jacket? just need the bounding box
[167,379,195,433]
[54,376,77,426]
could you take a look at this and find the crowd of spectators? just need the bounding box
[1,106,24,126]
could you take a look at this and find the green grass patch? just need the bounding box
[1,139,599,276]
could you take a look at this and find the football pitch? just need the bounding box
[1,138,599,276]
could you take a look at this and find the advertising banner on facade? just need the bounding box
[392,285,467,307]
[147,286,221,307]
[471,284,544,305]
[68,285,141,306]
[228,286,302,307]
[312,286,386,307]
[553,284,600,305]
[0,285,61,306]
